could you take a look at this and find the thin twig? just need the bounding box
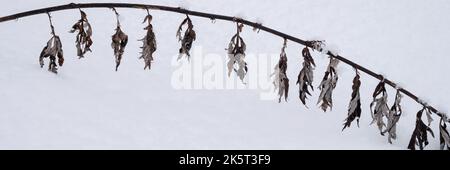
[46,12,55,35]
[111,7,120,27]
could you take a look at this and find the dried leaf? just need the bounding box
[139,14,157,70]
[407,108,435,150]
[440,117,450,150]
[372,80,386,98]
[342,72,361,131]
[176,16,196,60]
[317,58,339,112]
[297,47,315,106]
[111,25,128,71]
[39,35,64,74]
[370,81,389,135]
[69,10,93,59]
[227,23,247,82]
[425,107,434,126]
[382,90,402,143]
[272,40,289,102]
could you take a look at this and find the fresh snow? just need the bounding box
[0,0,449,149]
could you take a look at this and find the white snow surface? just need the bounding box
[0,0,449,149]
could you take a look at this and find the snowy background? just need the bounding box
[0,0,449,149]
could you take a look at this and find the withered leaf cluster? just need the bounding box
[440,117,450,150]
[227,23,248,82]
[370,81,389,134]
[408,107,435,150]
[383,90,402,143]
[272,40,289,102]
[297,47,315,106]
[111,22,128,71]
[317,58,339,112]
[39,35,64,74]
[139,13,157,70]
[39,15,64,74]
[176,16,196,60]
[342,72,361,131]
[69,10,93,59]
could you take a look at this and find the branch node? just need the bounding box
[378,74,385,82]
[232,17,243,23]
[252,23,262,33]
[309,40,325,52]
[69,2,77,6]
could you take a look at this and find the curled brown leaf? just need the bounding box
[227,23,247,82]
[440,117,450,150]
[317,58,339,112]
[69,10,93,59]
[383,90,402,143]
[408,107,435,150]
[39,34,64,74]
[272,40,289,103]
[176,16,196,60]
[139,13,157,70]
[370,81,389,135]
[343,71,361,131]
[297,47,315,106]
[111,26,128,71]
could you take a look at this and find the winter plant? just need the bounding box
[0,3,449,150]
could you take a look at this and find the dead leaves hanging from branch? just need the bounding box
[317,57,339,112]
[342,70,361,131]
[26,7,450,150]
[176,15,196,60]
[139,9,157,70]
[408,107,435,150]
[69,9,93,59]
[383,90,402,144]
[272,39,289,102]
[439,116,450,150]
[39,12,64,74]
[370,80,389,135]
[227,23,248,82]
[297,47,315,107]
[39,34,64,74]
[111,8,128,71]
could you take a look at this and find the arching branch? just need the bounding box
[0,2,446,119]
